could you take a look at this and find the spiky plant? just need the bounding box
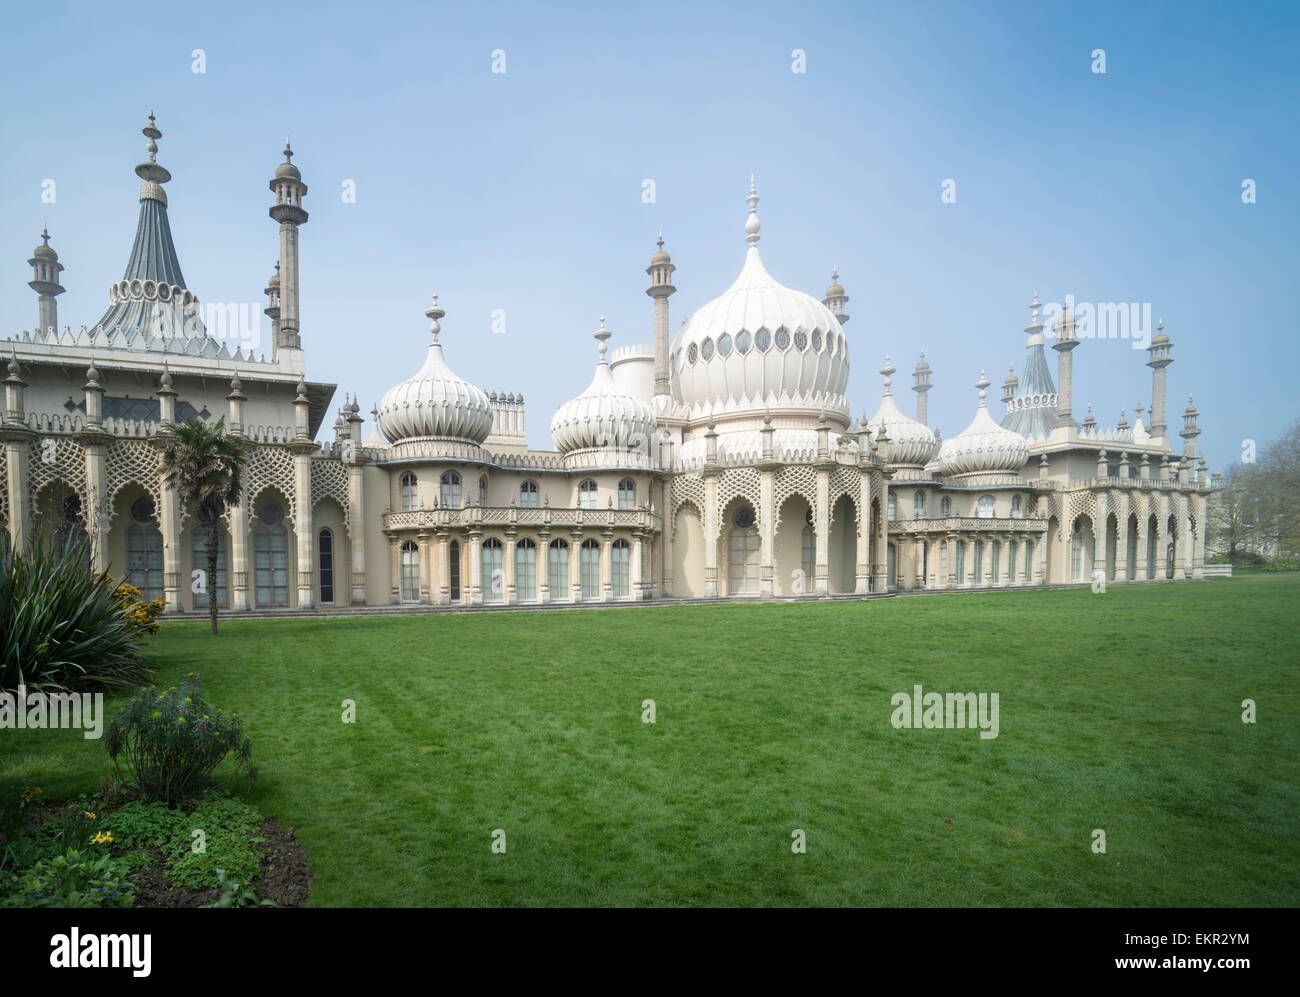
[160,417,246,635]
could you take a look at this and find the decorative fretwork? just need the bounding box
[243,445,297,522]
[717,467,762,522]
[670,474,705,524]
[28,436,86,511]
[311,457,350,534]
[0,448,7,531]
[774,465,817,527]
[105,439,162,523]
[828,464,862,529]
[1065,489,1098,537]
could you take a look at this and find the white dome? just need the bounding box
[551,322,657,454]
[866,358,939,466]
[670,183,850,420]
[939,373,1030,475]
[378,296,493,445]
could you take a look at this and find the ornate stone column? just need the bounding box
[601,528,613,602]
[347,461,367,605]
[468,527,483,605]
[388,535,400,604]
[569,528,583,602]
[291,447,315,609]
[436,529,450,605]
[417,530,432,604]
[537,527,551,603]
[504,527,517,605]
[759,467,775,596]
[702,469,720,598]
[631,531,644,600]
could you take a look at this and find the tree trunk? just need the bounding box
[205,518,219,636]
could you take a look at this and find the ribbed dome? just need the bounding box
[866,358,939,466]
[670,182,850,418]
[378,296,493,444]
[551,321,656,453]
[939,372,1030,475]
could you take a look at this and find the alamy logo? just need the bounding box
[890,684,1000,739]
[0,685,104,739]
[50,929,151,977]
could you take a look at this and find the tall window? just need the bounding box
[977,495,995,518]
[955,539,966,583]
[579,479,598,510]
[1010,494,1022,519]
[126,496,163,602]
[449,540,461,600]
[482,538,504,602]
[191,525,228,609]
[520,480,539,508]
[1023,540,1034,582]
[254,501,288,607]
[549,539,569,600]
[1147,518,1157,579]
[801,523,815,585]
[611,539,631,597]
[440,471,461,509]
[479,475,488,507]
[973,541,984,586]
[55,493,88,562]
[887,493,896,520]
[516,538,537,601]
[913,491,925,519]
[400,473,417,511]
[618,478,636,510]
[1007,540,1017,584]
[319,529,335,605]
[1071,520,1085,582]
[940,497,951,519]
[728,507,760,595]
[580,539,601,599]
[991,542,1001,584]
[400,540,420,603]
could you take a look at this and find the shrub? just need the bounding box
[202,867,278,908]
[105,675,255,805]
[0,534,156,692]
[110,582,166,636]
[1,848,135,908]
[101,796,265,890]
[1262,558,1300,572]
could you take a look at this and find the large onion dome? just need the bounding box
[866,357,939,466]
[939,371,1030,476]
[378,295,493,444]
[551,319,657,453]
[669,180,850,424]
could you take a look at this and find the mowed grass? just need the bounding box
[4,575,1298,907]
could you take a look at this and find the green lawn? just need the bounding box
[5,575,1299,907]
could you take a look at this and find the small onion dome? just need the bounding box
[825,268,845,299]
[1002,364,1017,389]
[32,228,57,261]
[378,295,493,444]
[866,356,939,465]
[275,141,302,180]
[914,351,931,374]
[650,232,671,265]
[551,319,656,453]
[1151,318,1170,346]
[938,371,1030,475]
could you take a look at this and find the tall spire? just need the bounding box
[646,232,676,398]
[745,175,761,246]
[269,136,309,353]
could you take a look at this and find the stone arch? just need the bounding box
[828,493,857,593]
[671,501,705,598]
[774,493,814,595]
[719,495,760,597]
[1070,514,1095,583]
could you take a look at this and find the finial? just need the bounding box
[1029,291,1041,325]
[284,138,293,164]
[594,316,611,360]
[745,176,760,245]
[425,292,445,342]
[657,229,664,251]
[976,369,989,405]
[160,360,173,389]
[142,111,161,162]
[880,356,895,394]
[831,266,839,283]
[40,227,51,247]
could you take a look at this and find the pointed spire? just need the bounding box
[745,175,761,245]
[880,356,895,395]
[975,369,990,407]
[594,316,611,363]
[425,293,445,343]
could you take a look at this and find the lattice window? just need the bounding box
[106,440,162,524]
[28,437,86,511]
[717,468,761,523]
[311,458,350,534]
[244,446,297,522]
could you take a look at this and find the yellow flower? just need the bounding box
[85,811,97,819]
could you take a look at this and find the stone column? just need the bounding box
[601,529,613,602]
[872,482,889,592]
[230,497,250,610]
[417,530,432,604]
[2,435,32,551]
[158,468,182,611]
[504,528,517,605]
[965,537,976,587]
[468,529,483,605]
[347,463,366,605]
[702,472,720,598]
[538,528,551,603]
[569,529,583,602]
[436,530,450,605]
[631,531,644,600]
[814,467,831,595]
[388,535,400,604]
[1000,535,1012,586]
[1190,494,1205,580]
[292,447,314,609]
[759,468,775,596]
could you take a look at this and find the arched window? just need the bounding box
[516,538,537,601]
[439,471,461,509]
[728,506,759,595]
[973,541,984,586]
[618,478,636,510]
[479,475,488,507]
[482,537,504,602]
[520,480,539,508]
[449,539,461,600]
[580,539,601,599]
[1071,520,1085,582]
[611,539,631,597]
[126,496,163,602]
[191,524,228,609]
[887,493,897,521]
[55,493,88,563]
[400,473,417,512]
[578,479,598,510]
[254,501,288,607]
[400,540,420,603]
[548,539,569,600]
[319,529,335,604]
[940,496,951,519]
[913,491,925,519]
[1010,495,1022,519]
[977,495,995,519]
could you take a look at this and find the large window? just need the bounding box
[887,493,896,521]
[191,524,228,608]
[973,541,984,586]
[520,480,539,508]
[940,496,951,519]
[977,496,995,518]
[400,473,417,512]
[1010,494,1022,519]
[579,479,598,510]
[955,539,966,583]
[549,539,569,600]
[319,529,335,605]
[479,475,488,507]
[580,539,601,599]
[1007,540,1017,584]
[801,512,815,587]
[618,479,635,510]
[449,539,461,600]
[611,539,631,597]
[253,501,288,607]
[516,538,537,601]
[913,491,925,519]
[728,507,759,595]
[127,496,163,602]
[400,540,420,603]
[482,538,504,602]
[991,541,1001,585]
[1071,520,1087,582]
[439,471,461,509]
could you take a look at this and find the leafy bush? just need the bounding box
[1,848,134,908]
[202,867,278,908]
[111,581,166,636]
[1263,558,1300,572]
[0,533,156,692]
[101,796,264,890]
[106,674,255,805]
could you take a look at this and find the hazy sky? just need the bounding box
[2,0,1296,468]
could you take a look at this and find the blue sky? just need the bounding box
[1,0,1296,467]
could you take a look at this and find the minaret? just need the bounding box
[263,261,282,347]
[646,231,676,398]
[912,351,932,424]
[269,140,308,353]
[1002,364,1018,405]
[1146,318,1173,439]
[28,228,65,335]
[1051,294,1078,427]
[824,268,850,326]
[1179,394,1200,458]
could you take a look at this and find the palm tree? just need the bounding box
[161,417,246,635]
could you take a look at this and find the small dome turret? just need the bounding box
[551,319,656,455]
[938,371,1030,476]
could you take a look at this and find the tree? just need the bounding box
[160,417,246,635]
[1205,464,1256,563]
